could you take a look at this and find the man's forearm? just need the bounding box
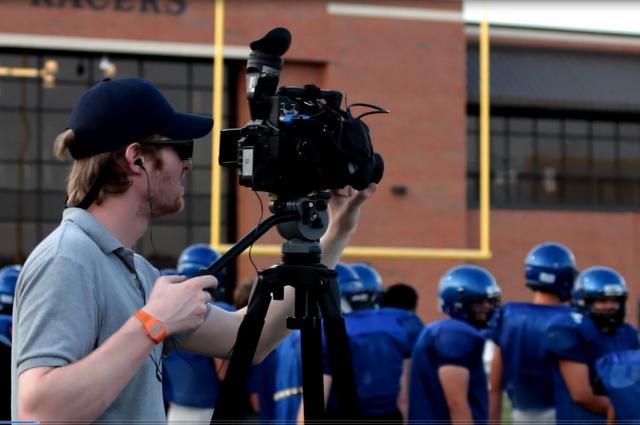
[397,359,411,421]
[254,285,296,362]
[489,390,502,422]
[489,350,503,422]
[449,404,473,423]
[575,394,611,416]
[182,287,295,363]
[559,360,611,416]
[439,365,472,424]
[19,317,154,421]
[320,227,354,269]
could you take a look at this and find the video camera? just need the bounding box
[219,27,387,200]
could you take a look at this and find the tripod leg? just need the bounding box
[322,317,360,419]
[211,269,275,422]
[299,290,325,421]
[320,271,360,419]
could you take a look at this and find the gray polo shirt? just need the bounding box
[12,208,177,422]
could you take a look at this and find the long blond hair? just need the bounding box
[53,129,154,207]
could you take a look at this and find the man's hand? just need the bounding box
[559,359,612,416]
[320,183,376,268]
[144,274,216,335]
[328,184,376,235]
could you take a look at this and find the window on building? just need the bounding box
[467,109,640,209]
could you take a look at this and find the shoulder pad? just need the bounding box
[596,350,640,389]
[546,316,588,362]
[430,320,483,366]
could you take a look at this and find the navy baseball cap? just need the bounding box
[67,78,213,159]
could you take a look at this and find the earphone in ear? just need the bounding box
[134,158,145,170]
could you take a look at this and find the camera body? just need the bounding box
[219,28,385,201]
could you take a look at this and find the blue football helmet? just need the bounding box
[0,264,21,315]
[350,262,383,294]
[160,267,178,276]
[177,244,225,298]
[439,264,501,328]
[335,262,364,295]
[178,244,221,278]
[525,242,578,301]
[335,262,371,313]
[573,266,628,331]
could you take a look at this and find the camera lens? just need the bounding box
[371,153,384,184]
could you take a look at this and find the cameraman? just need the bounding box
[11,78,375,422]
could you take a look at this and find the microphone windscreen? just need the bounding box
[249,27,292,57]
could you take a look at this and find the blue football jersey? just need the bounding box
[385,307,424,351]
[323,308,413,416]
[489,302,571,410]
[546,311,640,422]
[409,318,488,422]
[596,349,640,421]
[162,350,220,407]
[0,314,11,348]
[247,348,278,421]
[273,331,303,422]
[162,301,236,408]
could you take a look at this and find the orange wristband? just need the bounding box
[134,310,168,344]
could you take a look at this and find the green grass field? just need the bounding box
[502,393,513,422]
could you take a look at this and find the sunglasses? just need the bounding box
[140,139,194,161]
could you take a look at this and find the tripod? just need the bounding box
[198,192,359,422]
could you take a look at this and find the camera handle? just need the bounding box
[193,210,298,280]
[200,193,359,422]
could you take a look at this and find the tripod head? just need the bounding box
[196,191,332,278]
[272,191,330,261]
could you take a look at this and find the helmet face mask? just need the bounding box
[579,295,626,333]
[336,262,371,312]
[573,266,628,333]
[344,292,378,312]
[439,265,502,329]
[350,262,383,308]
[466,295,501,329]
[587,301,625,332]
